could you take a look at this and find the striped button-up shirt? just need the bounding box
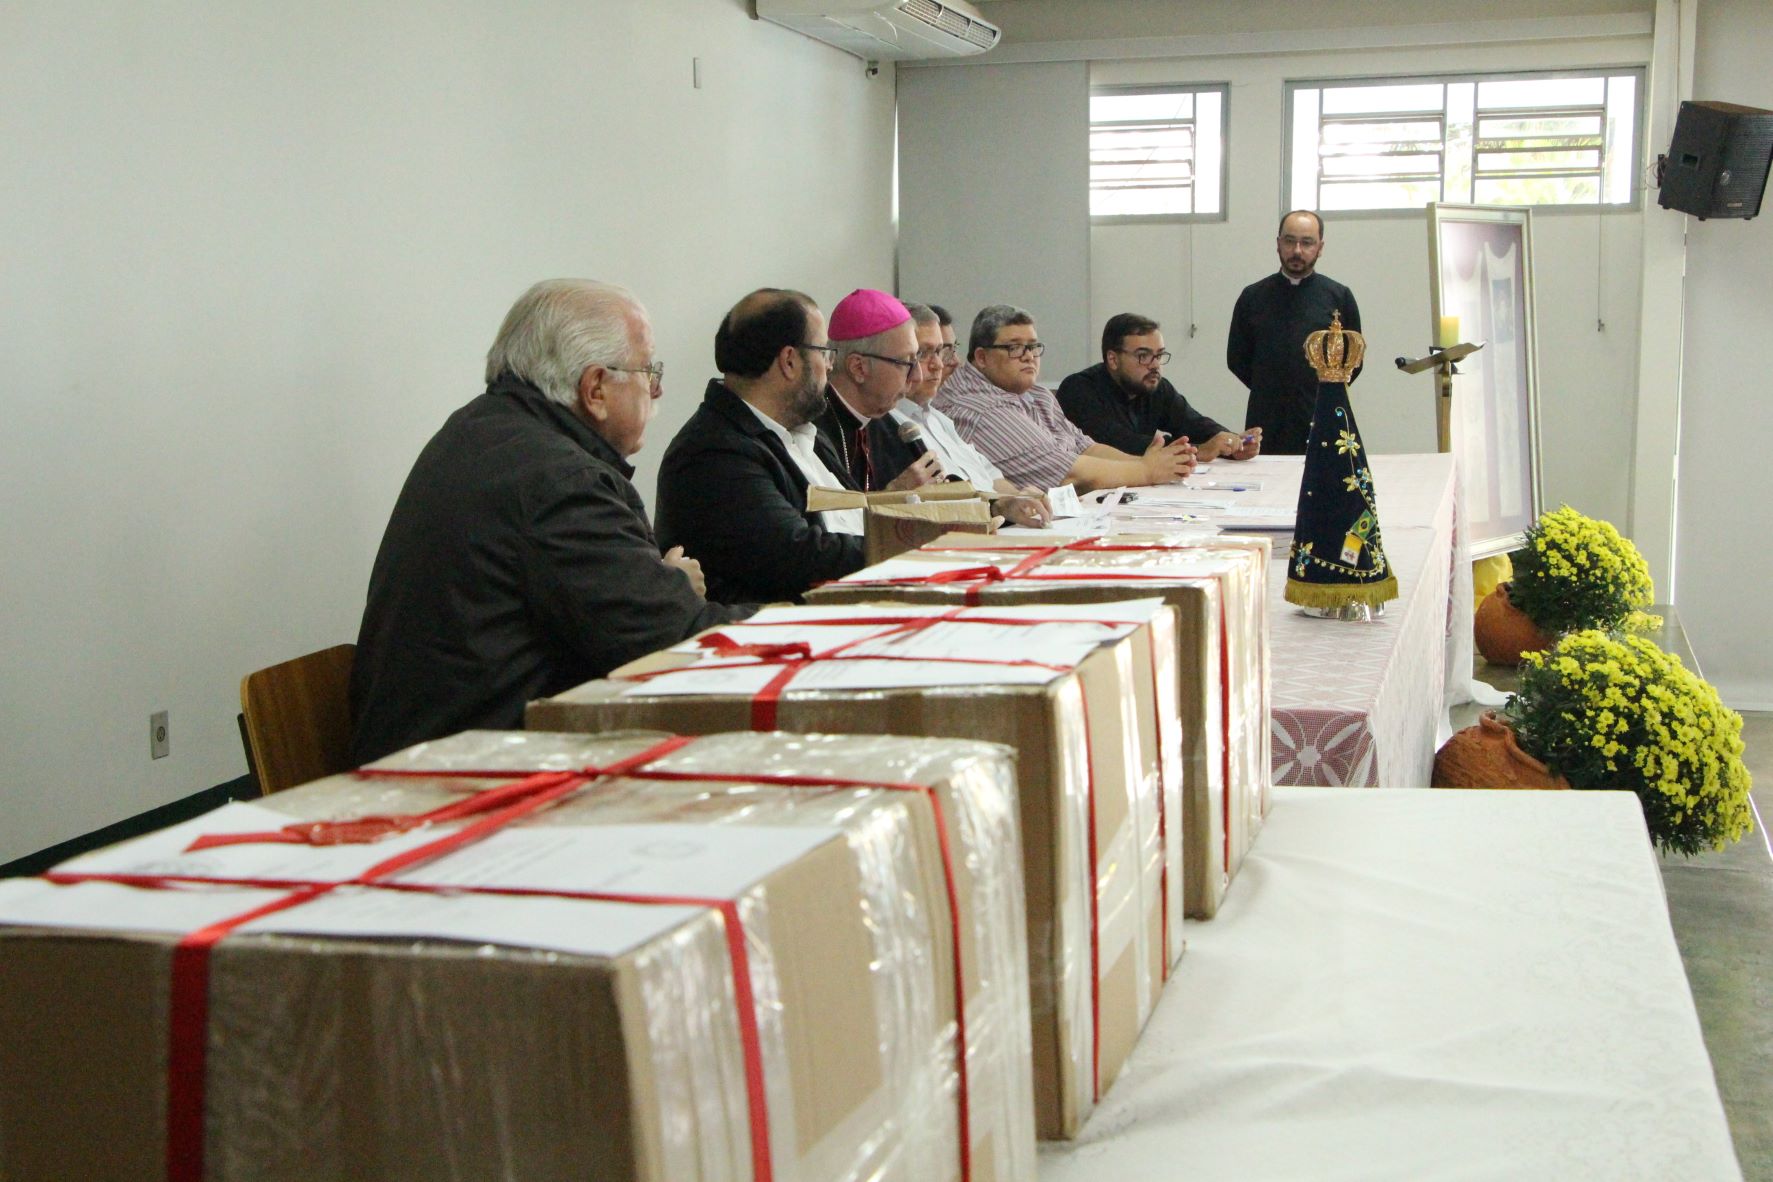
[932,362,1094,490]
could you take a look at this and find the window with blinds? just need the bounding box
[1288,71,1642,212]
[1090,84,1227,220]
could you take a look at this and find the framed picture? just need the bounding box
[1427,204,1544,559]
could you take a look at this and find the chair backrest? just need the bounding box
[239,643,356,795]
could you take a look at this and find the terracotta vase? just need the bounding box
[1433,712,1571,790]
[1474,583,1555,666]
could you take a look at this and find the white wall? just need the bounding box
[0,1,898,863]
[1085,34,1650,525]
[1678,0,1773,708]
[899,60,1093,371]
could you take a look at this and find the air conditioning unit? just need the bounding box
[756,0,1002,61]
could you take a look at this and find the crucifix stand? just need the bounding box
[1395,340,1484,452]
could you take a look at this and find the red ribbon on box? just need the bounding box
[619,604,1148,1104]
[119,733,1009,1182]
[855,537,1248,884]
[40,737,859,1182]
[337,755,985,1178]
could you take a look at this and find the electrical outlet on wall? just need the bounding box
[150,710,169,760]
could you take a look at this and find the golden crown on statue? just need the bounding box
[1304,310,1365,383]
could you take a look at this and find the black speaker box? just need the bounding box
[1658,100,1773,220]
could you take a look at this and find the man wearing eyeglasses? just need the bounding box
[930,304,962,390]
[1059,313,1261,461]
[1227,210,1362,454]
[935,304,1198,492]
[655,288,870,604]
[879,302,1053,527]
[813,288,946,492]
[349,279,750,764]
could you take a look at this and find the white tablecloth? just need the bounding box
[1029,454,1471,786]
[1038,787,1741,1181]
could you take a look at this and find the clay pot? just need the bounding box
[1474,583,1555,666]
[1433,712,1571,790]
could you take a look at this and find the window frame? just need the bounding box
[1089,82,1231,225]
[1282,67,1646,218]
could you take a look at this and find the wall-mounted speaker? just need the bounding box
[1658,100,1773,220]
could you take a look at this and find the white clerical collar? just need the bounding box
[829,385,875,424]
[1282,270,1311,286]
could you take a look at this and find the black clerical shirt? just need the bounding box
[1056,362,1229,455]
[1227,272,1361,454]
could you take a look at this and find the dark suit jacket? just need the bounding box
[813,386,908,491]
[656,380,867,604]
[350,373,747,764]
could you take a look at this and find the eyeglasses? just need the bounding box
[1279,236,1319,249]
[1113,347,1173,367]
[855,351,920,377]
[982,341,1045,360]
[606,361,664,390]
[915,347,946,363]
[938,344,959,362]
[798,343,837,361]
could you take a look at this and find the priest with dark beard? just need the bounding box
[1227,209,1361,455]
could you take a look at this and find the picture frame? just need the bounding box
[1426,203,1545,560]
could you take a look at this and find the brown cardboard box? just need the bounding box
[806,484,996,563]
[0,731,1034,1182]
[527,601,1178,1138]
[807,532,1272,918]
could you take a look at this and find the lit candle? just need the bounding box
[1439,315,1461,347]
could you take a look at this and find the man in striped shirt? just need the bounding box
[933,304,1197,493]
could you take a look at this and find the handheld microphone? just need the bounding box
[897,419,966,482]
[896,418,930,460]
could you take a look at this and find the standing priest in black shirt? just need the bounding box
[1227,210,1361,454]
[1059,312,1260,462]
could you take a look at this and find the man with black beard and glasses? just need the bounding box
[1227,210,1360,454]
[1058,312,1261,461]
[655,288,867,604]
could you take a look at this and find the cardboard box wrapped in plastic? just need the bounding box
[805,483,996,564]
[527,600,1182,1139]
[805,532,1272,918]
[0,730,1034,1182]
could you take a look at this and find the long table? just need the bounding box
[1038,787,1742,1180]
[1026,453,1470,787]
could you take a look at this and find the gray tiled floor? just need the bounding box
[1662,711,1773,1181]
[1459,635,1772,1180]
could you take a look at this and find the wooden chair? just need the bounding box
[238,643,356,795]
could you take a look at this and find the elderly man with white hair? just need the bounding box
[350,278,750,763]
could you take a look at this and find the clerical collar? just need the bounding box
[827,385,873,426]
[1281,270,1313,286]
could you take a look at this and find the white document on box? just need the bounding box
[397,822,840,899]
[55,799,454,884]
[0,874,705,960]
[837,554,1019,583]
[0,876,292,936]
[245,887,705,959]
[16,805,844,958]
[678,622,890,652]
[1041,553,1242,581]
[850,619,1123,669]
[251,823,845,959]
[634,600,1166,694]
